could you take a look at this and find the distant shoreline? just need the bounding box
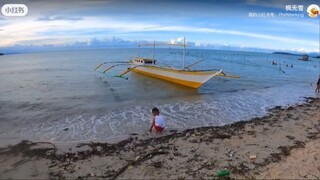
[272,51,304,56]
[273,52,320,59]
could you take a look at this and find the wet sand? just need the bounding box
[0,97,319,179]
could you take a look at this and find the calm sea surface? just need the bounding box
[0,48,319,145]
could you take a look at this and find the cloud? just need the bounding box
[194,42,209,47]
[86,36,136,47]
[0,36,139,54]
[170,37,185,44]
[37,15,83,21]
[195,42,201,47]
[290,48,319,53]
[0,17,149,46]
[0,14,318,50]
[1,36,318,55]
[143,25,172,30]
[0,17,317,52]
[143,25,318,47]
[0,0,318,53]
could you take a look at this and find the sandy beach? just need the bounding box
[0,97,319,179]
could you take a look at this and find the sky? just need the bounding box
[0,0,319,53]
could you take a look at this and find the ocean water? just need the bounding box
[0,48,319,145]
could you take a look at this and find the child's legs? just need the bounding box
[150,116,153,125]
[153,125,164,133]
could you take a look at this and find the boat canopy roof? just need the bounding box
[134,57,156,64]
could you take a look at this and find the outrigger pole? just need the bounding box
[95,63,105,71]
[183,37,186,69]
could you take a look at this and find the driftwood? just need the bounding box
[0,140,57,158]
[111,150,169,180]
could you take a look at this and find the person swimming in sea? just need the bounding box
[316,75,320,93]
[149,107,165,133]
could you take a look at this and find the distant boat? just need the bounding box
[298,54,309,61]
[95,38,239,89]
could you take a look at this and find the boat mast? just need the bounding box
[153,40,155,64]
[138,42,140,57]
[183,37,186,69]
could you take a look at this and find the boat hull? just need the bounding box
[132,66,221,88]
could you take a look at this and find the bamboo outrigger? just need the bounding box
[95,38,239,89]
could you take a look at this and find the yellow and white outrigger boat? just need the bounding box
[95,38,239,89]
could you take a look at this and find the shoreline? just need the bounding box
[0,97,319,179]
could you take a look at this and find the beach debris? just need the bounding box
[45,150,55,156]
[246,130,255,135]
[249,154,257,160]
[185,132,191,137]
[111,150,168,180]
[169,129,178,133]
[298,170,307,178]
[150,161,162,168]
[226,150,236,157]
[190,146,200,153]
[177,176,185,180]
[90,172,95,176]
[246,143,258,146]
[3,98,320,179]
[215,169,230,177]
[135,156,140,161]
[286,135,295,140]
[188,137,199,143]
[194,160,214,171]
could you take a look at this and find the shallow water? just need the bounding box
[0,48,319,145]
